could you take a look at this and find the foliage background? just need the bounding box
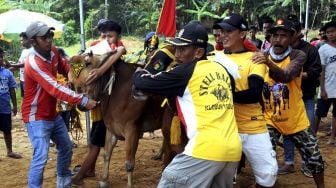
[0,0,335,60]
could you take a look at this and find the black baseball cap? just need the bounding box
[321,21,336,31]
[25,21,55,39]
[214,13,248,31]
[268,18,296,34]
[167,22,208,47]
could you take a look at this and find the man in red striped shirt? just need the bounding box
[22,21,98,188]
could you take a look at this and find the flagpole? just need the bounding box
[304,0,309,41]
[79,0,91,145]
[79,0,86,51]
[105,0,109,19]
[299,0,302,23]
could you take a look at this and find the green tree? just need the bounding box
[8,0,62,19]
[0,0,15,13]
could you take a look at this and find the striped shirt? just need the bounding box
[22,47,85,123]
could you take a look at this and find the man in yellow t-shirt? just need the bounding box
[214,13,277,187]
[252,18,324,188]
[133,22,242,188]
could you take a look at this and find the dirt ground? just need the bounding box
[0,112,336,188]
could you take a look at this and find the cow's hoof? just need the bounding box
[99,181,109,188]
[151,153,162,160]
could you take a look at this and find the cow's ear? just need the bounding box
[89,50,93,57]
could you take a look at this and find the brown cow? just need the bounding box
[68,52,169,188]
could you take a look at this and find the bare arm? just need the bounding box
[252,50,306,83]
[86,46,126,84]
[9,88,17,116]
[7,61,24,68]
[320,65,327,100]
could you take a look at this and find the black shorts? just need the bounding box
[0,113,12,133]
[90,120,106,147]
[315,98,336,118]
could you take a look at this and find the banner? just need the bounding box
[156,0,176,37]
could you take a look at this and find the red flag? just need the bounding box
[156,0,176,37]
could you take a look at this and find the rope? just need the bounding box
[70,107,84,141]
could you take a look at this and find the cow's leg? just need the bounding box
[162,138,175,167]
[99,130,117,188]
[124,127,140,188]
[152,140,164,160]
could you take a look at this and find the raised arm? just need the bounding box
[252,50,306,83]
[26,57,97,110]
[86,46,126,84]
[133,63,193,97]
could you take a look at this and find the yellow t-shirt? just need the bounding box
[179,60,242,161]
[134,59,242,161]
[226,52,268,134]
[263,56,309,135]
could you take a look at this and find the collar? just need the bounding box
[269,46,292,61]
[224,48,248,54]
[31,48,55,62]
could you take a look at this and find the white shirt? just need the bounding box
[18,48,32,81]
[318,43,336,98]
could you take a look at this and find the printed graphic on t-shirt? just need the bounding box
[329,55,336,64]
[198,71,233,111]
[263,82,290,116]
[0,76,9,93]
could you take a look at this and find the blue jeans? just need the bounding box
[26,115,73,188]
[283,98,315,164]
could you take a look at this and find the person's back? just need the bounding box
[144,44,175,74]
